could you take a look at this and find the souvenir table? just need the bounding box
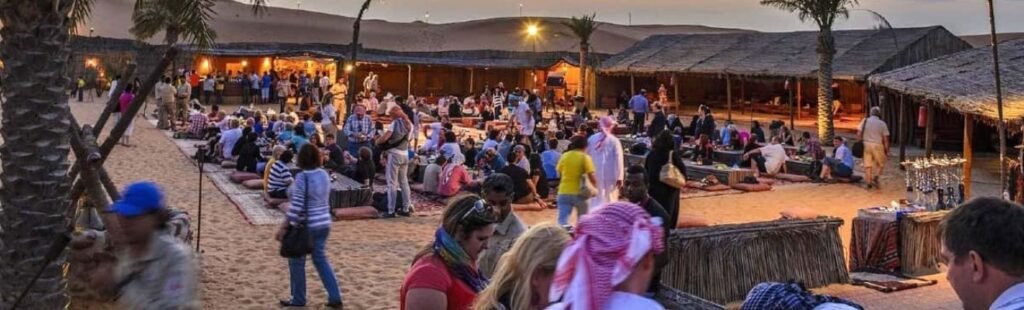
[849,204,948,276]
[683,161,755,186]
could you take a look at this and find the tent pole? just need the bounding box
[898,93,907,165]
[407,64,413,97]
[630,75,635,96]
[797,79,803,119]
[925,102,935,158]
[469,68,474,96]
[986,0,1007,194]
[964,114,974,198]
[726,75,732,121]
[789,78,795,130]
[673,73,680,114]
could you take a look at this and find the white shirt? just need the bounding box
[438,99,449,117]
[546,291,663,310]
[250,74,259,89]
[425,123,443,149]
[992,282,1024,310]
[859,115,890,145]
[760,143,789,174]
[320,76,330,89]
[514,102,534,135]
[440,142,461,160]
[108,80,119,98]
[321,104,337,126]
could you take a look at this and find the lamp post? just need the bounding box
[986,0,1007,194]
[526,24,540,89]
[89,27,94,37]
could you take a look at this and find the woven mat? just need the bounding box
[850,271,938,293]
[373,176,446,216]
[150,120,286,225]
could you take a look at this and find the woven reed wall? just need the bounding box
[663,218,849,304]
[900,211,949,276]
[656,284,726,310]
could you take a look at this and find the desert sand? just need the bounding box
[82,0,744,54]
[67,98,966,309]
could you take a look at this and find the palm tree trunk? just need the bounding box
[0,1,76,308]
[579,44,587,101]
[345,0,372,116]
[816,28,836,144]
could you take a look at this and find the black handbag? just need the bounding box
[280,172,314,258]
[852,118,867,158]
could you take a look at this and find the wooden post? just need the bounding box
[925,102,935,157]
[469,68,474,95]
[789,78,795,130]
[963,114,974,198]
[726,75,732,121]
[673,73,680,112]
[898,93,907,165]
[630,75,635,96]
[796,79,803,119]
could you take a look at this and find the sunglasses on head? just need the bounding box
[460,199,499,224]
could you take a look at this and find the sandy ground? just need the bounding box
[65,98,977,309]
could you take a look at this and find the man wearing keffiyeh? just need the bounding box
[547,202,666,310]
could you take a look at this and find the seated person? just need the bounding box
[528,154,550,206]
[742,136,789,177]
[540,139,562,181]
[346,146,376,186]
[266,150,294,199]
[462,138,479,169]
[233,131,264,173]
[290,127,310,152]
[475,148,508,176]
[692,134,714,164]
[439,131,462,160]
[739,134,761,168]
[262,145,286,190]
[821,136,855,181]
[217,119,243,161]
[499,159,545,207]
[509,145,530,171]
[422,156,446,194]
[322,133,345,174]
[438,154,474,197]
[277,123,295,144]
[185,107,209,139]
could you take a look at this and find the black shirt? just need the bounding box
[499,165,532,202]
[324,144,345,173]
[531,165,549,198]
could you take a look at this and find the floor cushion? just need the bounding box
[242,179,264,190]
[230,172,261,184]
[687,181,730,192]
[262,192,288,207]
[332,206,379,220]
[774,173,811,183]
[834,175,864,183]
[780,207,820,220]
[677,214,711,228]
[220,160,236,169]
[756,177,777,185]
[731,183,772,192]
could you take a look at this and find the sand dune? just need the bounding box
[82,0,747,54]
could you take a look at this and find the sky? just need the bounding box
[258,0,1024,35]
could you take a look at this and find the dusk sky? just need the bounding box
[258,0,1024,35]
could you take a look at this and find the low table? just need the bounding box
[786,160,814,176]
[680,144,744,166]
[624,154,646,168]
[683,161,755,186]
[329,174,372,208]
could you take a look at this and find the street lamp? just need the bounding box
[525,23,541,89]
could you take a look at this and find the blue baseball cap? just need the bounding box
[111,182,165,217]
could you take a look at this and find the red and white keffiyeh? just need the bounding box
[548,202,666,310]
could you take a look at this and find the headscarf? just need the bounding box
[441,153,466,185]
[548,202,666,310]
[593,116,616,150]
[740,281,863,310]
[433,226,489,292]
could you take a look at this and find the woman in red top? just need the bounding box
[117,83,136,147]
[401,194,499,310]
[438,154,474,197]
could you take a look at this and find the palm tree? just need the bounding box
[562,13,599,102]
[0,1,93,308]
[345,0,374,115]
[130,0,219,47]
[0,1,263,308]
[761,0,857,144]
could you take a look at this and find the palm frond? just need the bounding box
[247,0,268,16]
[760,0,857,27]
[69,0,95,34]
[561,13,599,45]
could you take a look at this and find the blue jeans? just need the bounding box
[556,194,589,226]
[287,227,342,305]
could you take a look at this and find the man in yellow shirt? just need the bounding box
[555,135,598,226]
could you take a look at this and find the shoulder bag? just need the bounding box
[852,118,867,158]
[578,153,598,199]
[279,172,314,258]
[660,150,687,189]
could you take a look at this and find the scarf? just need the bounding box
[441,153,466,185]
[433,226,489,292]
[593,116,616,150]
[549,202,665,310]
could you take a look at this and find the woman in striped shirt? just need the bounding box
[275,144,343,308]
[266,149,294,199]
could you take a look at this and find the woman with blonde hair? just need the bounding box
[473,223,571,310]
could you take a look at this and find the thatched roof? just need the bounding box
[600,26,969,81]
[869,39,1024,124]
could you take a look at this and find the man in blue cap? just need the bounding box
[94,182,198,309]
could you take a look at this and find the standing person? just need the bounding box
[472,223,572,310]
[93,182,199,309]
[320,72,331,104]
[175,76,192,124]
[512,96,535,146]
[645,131,685,228]
[629,89,649,134]
[76,76,86,102]
[331,77,348,121]
[108,75,122,99]
[261,72,272,105]
[250,72,261,105]
[400,195,500,310]
[117,83,137,147]
[547,202,666,310]
[750,120,767,143]
[344,105,374,156]
[859,106,890,189]
[321,99,339,141]
[585,117,624,211]
[187,71,200,99]
[820,136,855,181]
[646,105,668,138]
[376,105,413,218]
[156,77,176,129]
[939,197,1024,310]
[694,105,716,139]
[555,135,598,227]
[240,72,251,105]
[202,75,215,106]
[475,173,528,278]
[622,165,672,295]
[215,72,226,105]
[277,75,290,112]
[275,144,344,309]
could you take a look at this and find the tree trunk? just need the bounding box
[0,1,76,308]
[816,28,836,144]
[345,0,372,116]
[579,43,587,101]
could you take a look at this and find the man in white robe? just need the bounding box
[585,116,624,211]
